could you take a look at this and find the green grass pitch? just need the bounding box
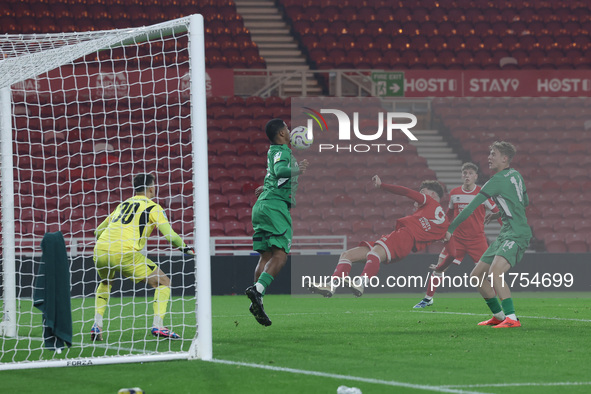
[2,293,590,394]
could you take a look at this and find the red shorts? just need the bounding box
[439,235,489,265]
[359,227,418,264]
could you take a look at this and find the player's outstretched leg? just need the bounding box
[245,285,272,326]
[310,247,371,297]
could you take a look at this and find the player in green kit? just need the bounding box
[445,141,531,328]
[245,119,309,326]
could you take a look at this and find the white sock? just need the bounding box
[94,313,103,328]
[255,282,265,294]
[153,316,164,329]
[507,313,517,321]
[493,311,506,321]
[424,295,433,300]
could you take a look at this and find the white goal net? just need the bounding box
[0,14,211,369]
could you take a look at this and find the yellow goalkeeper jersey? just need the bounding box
[95,195,185,252]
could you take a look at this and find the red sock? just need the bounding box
[361,252,380,278]
[426,274,439,297]
[333,259,352,278]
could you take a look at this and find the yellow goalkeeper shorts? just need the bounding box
[93,248,157,283]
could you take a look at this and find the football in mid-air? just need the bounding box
[290,126,313,150]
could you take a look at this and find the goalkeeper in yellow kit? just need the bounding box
[90,173,194,340]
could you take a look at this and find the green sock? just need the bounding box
[256,272,274,296]
[501,298,515,316]
[485,297,502,314]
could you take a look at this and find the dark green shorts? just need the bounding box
[480,234,530,267]
[252,199,292,253]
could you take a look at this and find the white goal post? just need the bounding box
[0,14,211,369]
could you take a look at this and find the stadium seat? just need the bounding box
[210,194,229,210]
[293,220,312,236]
[553,219,573,234]
[210,221,225,237]
[573,219,591,234]
[373,219,394,235]
[210,168,233,183]
[322,207,341,222]
[543,233,567,253]
[220,182,242,195]
[332,194,355,208]
[224,221,247,236]
[312,194,334,208]
[362,206,385,222]
[228,194,251,209]
[565,233,588,253]
[331,220,353,236]
[216,207,238,223]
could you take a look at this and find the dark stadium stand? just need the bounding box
[0,0,265,69]
[281,0,591,71]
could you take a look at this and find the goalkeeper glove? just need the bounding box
[180,246,195,256]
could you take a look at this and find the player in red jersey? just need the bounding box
[309,175,450,297]
[413,163,502,308]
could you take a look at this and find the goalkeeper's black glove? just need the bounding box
[180,246,195,256]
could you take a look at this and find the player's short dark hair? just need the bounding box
[265,118,287,143]
[461,162,479,173]
[419,180,444,199]
[133,173,155,193]
[490,141,516,162]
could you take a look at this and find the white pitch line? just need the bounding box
[444,382,591,388]
[210,358,491,394]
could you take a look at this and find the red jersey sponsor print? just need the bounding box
[396,195,449,243]
[448,185,496,241]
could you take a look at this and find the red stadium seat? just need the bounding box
[215,207,238,223]
[362,206,385,222]
[228,194,251,209]
[331,220,353,236]
[209,194,229,210]
[332,194,354,208]
[210,221,225,237]
[553,219,573,234]
[544,233,567,253]
[209,168,233,183]
[573,219,591,234]
[352,220,373,233]
[565,233,588,253]
[293,220,312,236]
[224,221,247,236]
[322,207,341,222]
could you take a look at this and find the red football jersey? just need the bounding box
[396,194,449,243]
[448,185,496,241]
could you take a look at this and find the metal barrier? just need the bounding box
[234,68,377,97]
